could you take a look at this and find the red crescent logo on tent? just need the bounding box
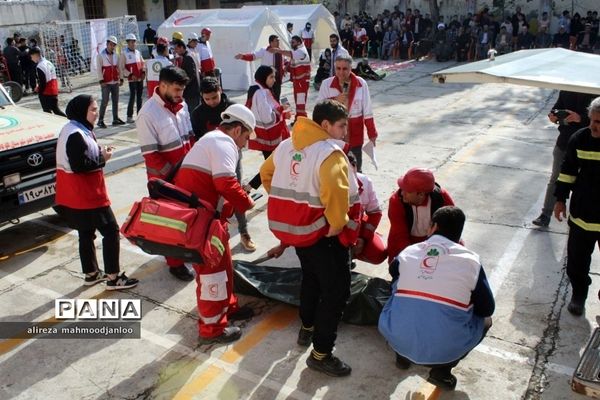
[174,16,194,26]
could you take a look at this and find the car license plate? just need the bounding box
[18,183,56,204]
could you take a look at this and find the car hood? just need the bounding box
[0,106,66,151]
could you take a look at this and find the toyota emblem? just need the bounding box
[27,152,44,167]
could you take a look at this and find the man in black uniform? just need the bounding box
[554,96,600,316]
[532,91,594,227]
[173,39,200,110]
[190,77,257,252]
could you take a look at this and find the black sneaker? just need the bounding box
[112,118,126,125]
[83,271,107,286]
[169,264,195,281]
[198,326,242,345]
[297,326,313,347]
[229,306,254,321]
[427,369,457,391]
[532,214,551,227]
[306,353,352,377]
[395,353,411,370]
[568,296,585,316]
[106,273,139,291]
[97,121,107,129]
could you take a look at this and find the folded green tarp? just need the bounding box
[233,261,391,326]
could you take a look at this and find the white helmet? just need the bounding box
[221,104,256,133]
[125,33,137,41]
[187,32,199,41]
[106,35,118,45]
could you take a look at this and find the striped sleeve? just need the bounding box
[554,132,580,201]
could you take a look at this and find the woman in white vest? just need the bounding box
[55,94,138,290]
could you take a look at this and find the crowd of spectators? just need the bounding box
[331,6,600,63]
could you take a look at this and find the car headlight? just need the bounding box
[3,173,21,187]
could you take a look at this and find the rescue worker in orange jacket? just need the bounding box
[260,100,360,377]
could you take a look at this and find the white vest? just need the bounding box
[56,121,100,173]
[145,56,172,84]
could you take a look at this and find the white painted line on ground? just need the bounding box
[487,190,545,297]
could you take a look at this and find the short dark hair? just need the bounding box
[29,47,41,56]
[291,35,302,43]
[159,66,189,85]
[172,39,186,48]
[287,22,293,28]
[6,38,14,46]
[312,100,348,125]
[329,33,340,41]
[431,206,465,243]
[200,77,221,94]
[268,35,279,44]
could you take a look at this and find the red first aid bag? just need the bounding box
[120,179,228,268]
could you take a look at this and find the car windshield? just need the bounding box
[0,86,12,107]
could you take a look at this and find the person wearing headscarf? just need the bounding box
[55,94,138,290]
[244,65,291,191]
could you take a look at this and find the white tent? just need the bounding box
[242,4,338,60]
[432,48,600,95]
[158,8,289,90]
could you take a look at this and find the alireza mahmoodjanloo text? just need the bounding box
[8,299,143,339]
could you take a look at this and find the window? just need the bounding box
[127,0,147,21]
[83,0,105,19]
[164,0,178,20]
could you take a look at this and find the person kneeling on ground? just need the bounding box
[378,206,494,390]
[352,59,386,81]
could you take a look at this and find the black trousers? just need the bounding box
[295,236,351,354]
[349,145,363,173]
[39,95,66,117]
[248,150,272,189]
[127,81,144,118]
[567,220,600,300]
[58,205,120,275]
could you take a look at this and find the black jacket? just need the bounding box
[552,91,595,149]
[190,92,234,141]
[555,127,600,227]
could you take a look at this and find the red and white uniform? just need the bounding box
[289,45,311,118]
[355,172,387,264]
[119,47,145,81]
[268,138,361,248]
[198,41,216,74]
[239,47,285,81]
[36,57,58,96]
[353,27,368,44]
[136,90,193,180]
[96,48,120,84]
[301,28,314,49]
[173,129,253,338]
[55,121,109,209]
[145,55,172,97]
[317,73,378,147]
[246,84,290,151]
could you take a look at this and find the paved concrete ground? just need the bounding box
[1,59,599,400]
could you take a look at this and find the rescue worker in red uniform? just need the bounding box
[301,22,315,60]
[317,55,377,173]
[145,37,172,98]
[268,35,311,120]
[55,94,138,290]
[346,152,387,265]
[387,167,455,263]
[96,36,124,128]
[30,47,66,117]
[198,28,216,77]
[173,104,256,344]
[260,100,361,377]
[136,66,194,281]
[245,65,291,191]
[119,33,145,124]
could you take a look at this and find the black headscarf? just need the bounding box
[247,65,276,102]
[66,94,94,130]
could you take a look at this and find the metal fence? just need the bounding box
[38,15,139,92]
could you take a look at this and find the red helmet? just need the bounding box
[156,36,169,46]
[201,27,212,37]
